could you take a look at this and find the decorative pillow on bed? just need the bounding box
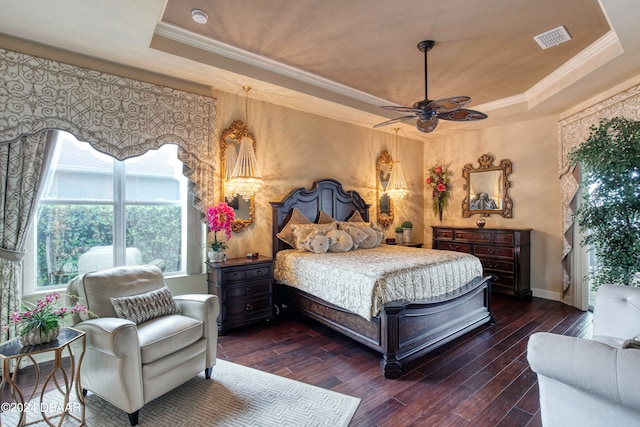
[110,286,180,324]
[347,210,366,223]
[337,222,368,249]
[276,207,313,247]
[291,223,337,251]
[317,211,336,224]
[347,221,384,249]
[326,229,353,252]
[302,235,332,254]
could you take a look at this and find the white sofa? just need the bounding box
[67,264,219,426]
[527,284,640,427]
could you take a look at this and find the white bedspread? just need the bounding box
[275,245,483,320]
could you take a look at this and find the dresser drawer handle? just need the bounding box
[232,273,240,279]
[246,303,253,311]
[488,263,499,268]
[256,270,263,275]
[245,287,252,295]
[450,244,459,250]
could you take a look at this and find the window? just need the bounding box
[34,131,190,288]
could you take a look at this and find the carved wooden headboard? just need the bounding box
[269,179,370,257]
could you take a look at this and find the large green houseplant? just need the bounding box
[569,117,640,290]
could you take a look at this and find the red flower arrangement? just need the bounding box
[426,162,451,221]
[207,202,235,251]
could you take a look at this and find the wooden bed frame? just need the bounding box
[270,179,494,378]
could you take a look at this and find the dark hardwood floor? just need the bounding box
[2,293,592,426]
[217,293,592,427]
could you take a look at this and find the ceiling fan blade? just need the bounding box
[381,105,423,113]
[426,96,471,113]
[416,117,439,133]
[438,109,488,121]
[373,114,417,128]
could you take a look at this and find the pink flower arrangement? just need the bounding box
[4,292,88,339]
[207,202,235,251]
[426,162,451,221]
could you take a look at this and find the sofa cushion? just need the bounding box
[137,314,204,364]
[111,286,180,325]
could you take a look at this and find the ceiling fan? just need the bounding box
[374,40,487,133]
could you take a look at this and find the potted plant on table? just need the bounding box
[207,202,235,263]
[395,226,404,243]
[401,221,413,242]
[4,292,89,346]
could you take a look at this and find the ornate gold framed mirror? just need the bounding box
[377,150,394,227]
[462,153,513,218]
[220,119,256,232]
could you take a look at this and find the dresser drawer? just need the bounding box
[474,245,514,258]
[223,280,272,300]
[480,259,514,273]
[494,233,515,245]
[224,296,272,319]
[433,229,454,239]
[453,230,492,243]
[489,272,516,292]
[437,242,471,253]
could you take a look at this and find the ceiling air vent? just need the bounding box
[534,25,572,49]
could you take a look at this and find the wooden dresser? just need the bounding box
[432,226,531,298]
[206,257,274,334]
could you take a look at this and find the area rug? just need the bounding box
[1,359,360,426]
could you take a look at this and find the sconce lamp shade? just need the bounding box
[227,135,263,201]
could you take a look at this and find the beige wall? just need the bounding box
[424,116,563,298]
[213,90,425,260]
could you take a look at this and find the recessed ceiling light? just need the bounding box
[191,9,209,24]
[534,25,572,49]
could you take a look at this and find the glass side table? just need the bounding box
[0,327,86,426]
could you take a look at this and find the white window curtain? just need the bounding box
[0,48,217,341]
[557,83,640,307]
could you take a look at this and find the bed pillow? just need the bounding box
[337,222,368,249]
[276,207,313,247]
[302,235,332,254]
[326,229,353,252]
[348,221,384,249]
[291,223,337,251]
[110,286,180,325]
[347,210,366,223]
[317,211,336,224]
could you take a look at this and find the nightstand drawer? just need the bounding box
[474,245,514,258]
[223,280,272,299]
[224,296,272,319]
[246,265,273,280]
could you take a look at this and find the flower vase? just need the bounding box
[402,228,413,242]
[20,326,60,346]
[395,232,403,243]
[209,249,226,263]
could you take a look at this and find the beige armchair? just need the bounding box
[527,284,640,426]
[67,264,219,426]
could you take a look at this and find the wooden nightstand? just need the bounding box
[206,256,275,334]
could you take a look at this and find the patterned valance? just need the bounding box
[557,83,640,297]
[0,48,217,212]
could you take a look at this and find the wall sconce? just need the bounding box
[226,86,263,201]
[384,128,409,201]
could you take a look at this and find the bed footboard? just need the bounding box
[279,275,493,378]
